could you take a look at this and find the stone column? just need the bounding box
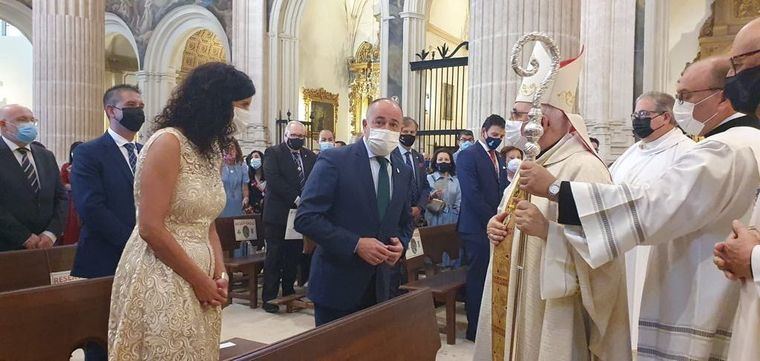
[467,0,581,131]
[579,0,637,162]
[400,0,426,119]
[135,70,176,142]
[34,0,105,162]
[232,0,269,151]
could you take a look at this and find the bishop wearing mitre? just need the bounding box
[473,42,631,361]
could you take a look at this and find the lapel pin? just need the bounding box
[396,168,400,174]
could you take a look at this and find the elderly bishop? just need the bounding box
[518,56,760,361]
[473,43,631,361]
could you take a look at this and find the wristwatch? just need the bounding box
[547,180,562,202]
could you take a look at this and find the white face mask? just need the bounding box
[507,158,521,173]
[505,120,527,149]
[673,91,720,136]
[232,107,251,136]
[366,128,399,156]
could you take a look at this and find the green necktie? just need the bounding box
[376,156,390,219]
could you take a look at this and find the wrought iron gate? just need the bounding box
[410,41,469,159]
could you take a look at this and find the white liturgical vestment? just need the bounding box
[728,197,760,360]
[564,124,760,360]
[608,127,695,350]
[474,132,631,361]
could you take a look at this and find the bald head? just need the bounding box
[363,98,403,136]
[0,104,36,146]
[680,57,731,92]
[318,129,334,143]
[0,104,33,123]
[730,17,760,63]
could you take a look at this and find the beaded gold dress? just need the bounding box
[108,127,225,361]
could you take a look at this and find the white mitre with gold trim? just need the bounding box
[514,43,602,157]
[515,43,584,114]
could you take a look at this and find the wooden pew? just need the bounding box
[233,289,441,361]
[400,224,468,345]
[0,245,78,292]
[216,215,266,308]
[0,277,113,361]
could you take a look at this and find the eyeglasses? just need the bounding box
[13,117,39,126]
[675,88,722,103]
[510,109,530,121]
[630,111,664,121]
[730,48,760,74]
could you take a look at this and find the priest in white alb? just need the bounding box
[517,56,760,361]
[608,91,694,350]
[712,17,760,361]
[474,43,631,361]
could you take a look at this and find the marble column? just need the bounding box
[400,0,426,120]
[579,0,637,162]
[135,70,176,142]
[232,0,269,151]
[467,0,581,132]
[34,0,105,162]
[378,0,404,99]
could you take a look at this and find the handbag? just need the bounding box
[426,198,446,214]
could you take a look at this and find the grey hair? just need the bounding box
[636,91,676,124]
[284,120,306,137]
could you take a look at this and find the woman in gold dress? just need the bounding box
[108,62,255,360]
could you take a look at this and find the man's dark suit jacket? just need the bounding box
[71,133,142,278]
[456,142,508,236]
[0,139,67,251]
[391,146,432,209]
[262,142,316,238]
[295,138,414,311]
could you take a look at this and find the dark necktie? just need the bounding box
[405,151,418,203]
[123,143,137,173]
[376,156,390,219]
[291,151,305,191]
[17,148,40,194]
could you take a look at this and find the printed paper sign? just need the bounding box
[405,229,424,259]
[285,209,303,240]
[234,218,257,242]
[50,270,83,285]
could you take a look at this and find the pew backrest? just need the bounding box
[0,245,77,292]
[234,289,441,361]
[417,224,462,265]
[0,277,113,361]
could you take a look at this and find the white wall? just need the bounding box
[298,0,379,144]
[0,29,32,108]
[666,0,712,94]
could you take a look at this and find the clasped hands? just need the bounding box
[714,220,760,281]
[23,233,54,249]
[357,237,404,266]
[487,161,555,245]
[194,274,229,309]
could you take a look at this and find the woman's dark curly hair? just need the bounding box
[154,62,255,162]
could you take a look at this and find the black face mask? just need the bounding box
[725,65,760,115]
[399,134,416,147]
[117,107,145,132]
[436,162,452,173]
[287,138,304,150]
[631,114,664,139]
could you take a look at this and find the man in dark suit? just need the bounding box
[295,98,413,326]
[71,84,144,361]
[457,114,508,341]
[262,121,316,313]
[0,104,67,252]
[71,84,145,278]
[391,116,431,222]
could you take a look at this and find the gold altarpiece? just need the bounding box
[347,42,380,136]
[698,0,760,59]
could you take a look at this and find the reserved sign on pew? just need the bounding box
[405,229,425,260]
[50,270,83,285]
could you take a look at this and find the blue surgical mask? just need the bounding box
[250,158,262,169]
[15,122,38,144]
[459,140,474,150]
[319,141,334,151]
